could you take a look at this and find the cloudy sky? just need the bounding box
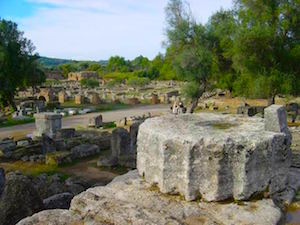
[0,0,233,60]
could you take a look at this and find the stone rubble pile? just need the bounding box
[11,105,300,225]
[0,113,111,164]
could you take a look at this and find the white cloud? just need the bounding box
[19,0,232,60]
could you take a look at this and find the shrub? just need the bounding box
[80,78,99,88]
[106,78,124,88]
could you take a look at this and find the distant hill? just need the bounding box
[38,56,107,68]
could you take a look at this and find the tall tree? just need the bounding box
[0,19,45,110]
[106,56,131,72]
[165,0,214,112]
[207,9,237,93]
[232,0,300,103]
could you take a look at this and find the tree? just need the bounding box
[232,0,300,103]
[80,78,99,88]
[207,9,237,93]
[0,19,45,109]
[58,63,77,78]
[87,63,102,72]
[165,0,213,112]
[79,62,89,70]
[131,55,150,70]
[23,57,46,95]
[106,56,131,72]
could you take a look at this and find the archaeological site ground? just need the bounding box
[0,0,300,224]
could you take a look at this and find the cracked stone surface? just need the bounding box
[137,113,291,201]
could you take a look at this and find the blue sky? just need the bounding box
[0,0,233,60]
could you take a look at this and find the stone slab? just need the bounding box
[137,113,291,201]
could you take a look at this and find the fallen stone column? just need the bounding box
[137,112,291,202]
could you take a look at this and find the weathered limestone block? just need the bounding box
[128,97,139,105]
[68,171,282,225]
[42,134,56,154]
[151,93,159,104]
[71,144,100,159]
[55,128,75,139]
[34,113,62,138]
[0,139,16,158]
[43,192,74,210]
[58,91,67,104]
[237,105,266,117]
[129,122,142,165]
[16,209,82,225]
[0,172,44,225]
[137,113,291,202]
[116,117,127,127]
[89,93,100,105]
[88,114,103,128]
[74,95,84,105]
[265,105,291,137]
[111,128,131,166]
[159,95,170,104]
[16,138,32,147]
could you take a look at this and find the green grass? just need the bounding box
[60,101,132,112]
[0,117,35,128]
[102,122,117,129]
[0,161,58,176]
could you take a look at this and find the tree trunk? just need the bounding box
[267,95,275,106]
[189,98,199,114]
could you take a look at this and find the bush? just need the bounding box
[182,81,203,99]
[106,78,124,88]
[103,72,135,80]
[80,78,99,88]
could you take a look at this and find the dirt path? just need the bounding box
[58,158,120,185]
[0,104,169,139]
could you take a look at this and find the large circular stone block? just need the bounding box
[137,113,291,201]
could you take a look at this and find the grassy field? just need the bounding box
[60,101,132,112]
[0,161,58,177]
[0,117,35,128]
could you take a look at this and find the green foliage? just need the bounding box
[231,0,300,98]
[106,78,124,88]
[87,63,102,72]
[80,78,99,88]
[103,72,134,80]
[44,79,61,86]
[58,63,77,78]
[163,0,300,100]
[165,0,212,102]
[127,77,150,87]
[102,122,117,129]
[131,55,150,70]
[0,19,45,109]
[0,117,35,128]
[182,81,203,99]
[107,56,131,72]
[0,160,59,177]
[38,57,75,68]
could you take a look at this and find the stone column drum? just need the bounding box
[34,113,62,138]
[137,111,291,202]
[58,91,67,104]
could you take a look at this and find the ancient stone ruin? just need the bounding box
[14,105,300,225]
[137,106,291,201]
[33,113,62,138]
